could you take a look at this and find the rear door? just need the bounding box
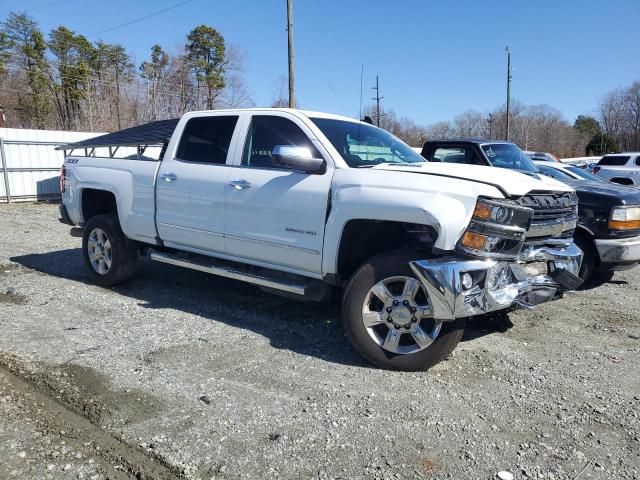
[224,113,334,274]
[156,113,243,253]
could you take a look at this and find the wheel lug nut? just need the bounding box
[386,307,392,313]
[411,317,417,323]
[387,316,393,322]
[403,300,409,306]
[410,307,417,313]
[392,300,399,306]
[393,324,400,329]
[405,324,412,330]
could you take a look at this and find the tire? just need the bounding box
[574,233,596,284]
[82,214,138,287]
[341,251,465,371]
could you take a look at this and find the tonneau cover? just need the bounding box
[56,118,179,150]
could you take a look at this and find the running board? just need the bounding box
[149,250,317,297]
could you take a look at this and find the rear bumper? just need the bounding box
[409,243,583,321]
[595,235,640,265]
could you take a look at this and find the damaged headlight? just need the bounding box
[458,198,533,259]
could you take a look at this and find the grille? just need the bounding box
[516,192,578,239]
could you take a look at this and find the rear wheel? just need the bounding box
[342,251,465,371]
[82,214,138,286]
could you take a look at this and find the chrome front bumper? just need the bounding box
[595,235,640,264]
[409,243,583,321]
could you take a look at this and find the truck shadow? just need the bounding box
[11,248,365,367]
[10,248,514,368]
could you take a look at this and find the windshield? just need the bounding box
[310,118,425,168]
[481,143,538,173]
[566,165,608,182]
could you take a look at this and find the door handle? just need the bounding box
[160,173,177,182]
[229,179,252,190]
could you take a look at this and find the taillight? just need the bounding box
[60,165,66,193]
[593,166,601,174]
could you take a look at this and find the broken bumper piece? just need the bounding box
[409,243,583,321]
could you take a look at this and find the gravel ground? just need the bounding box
[0,202,639,480]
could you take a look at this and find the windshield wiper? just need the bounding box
[356,162,426,168]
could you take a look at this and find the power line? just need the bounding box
[87,0,195,38]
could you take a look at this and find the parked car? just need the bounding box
[534,161,640,281]
[421,139,640,282]
[524,151,560,163]
[58,111,583,371]
[593,152,640,186]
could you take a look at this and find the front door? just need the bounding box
[156,114,242,253]
[224,113,333,274]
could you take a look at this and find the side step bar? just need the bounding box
[149,250,315,297]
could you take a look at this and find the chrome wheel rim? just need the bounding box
[87,228,112,275]
[362,276,442,355]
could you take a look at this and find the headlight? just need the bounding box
[472,198,532,228]
[609,206,640,230]
[458,198,533,259]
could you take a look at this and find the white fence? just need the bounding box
[0,128,102,203]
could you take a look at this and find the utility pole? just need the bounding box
[487,113,494,139]
[371,75,383,126]
[286,0,295,108]
[505,46,512,141]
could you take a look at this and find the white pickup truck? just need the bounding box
[58,108,583,371]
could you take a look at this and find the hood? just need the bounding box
[570,180,640,205]
[371,162,574,197]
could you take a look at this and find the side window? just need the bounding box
[635,156,640,167]
[176,115,239,164]
[433,146,484,165]
[434,147,464,163]
[242,115,320,169]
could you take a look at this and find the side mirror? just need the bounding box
[272,145,325,174]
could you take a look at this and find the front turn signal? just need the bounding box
[461,231,488,250]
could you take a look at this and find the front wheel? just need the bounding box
[342,251,465,371]
[82,214,138,287]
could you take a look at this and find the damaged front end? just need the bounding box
[410,242,582,320]
[410,194,583,320]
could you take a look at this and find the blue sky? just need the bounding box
[2,0,639,125]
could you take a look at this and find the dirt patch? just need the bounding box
[0,364,179,480]
[0,291,27,305]
[0,353,164,429]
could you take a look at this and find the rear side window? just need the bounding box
[432,146,484,165]
[598,155,630,166]
[636,156,640,166]
[176,116,239,164]
[242,115,319,169]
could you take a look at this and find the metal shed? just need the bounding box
[0,128,104,203]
